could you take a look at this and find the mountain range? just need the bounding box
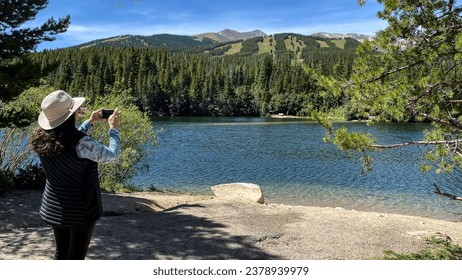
[309,32,373,42]
[75,29,373,50]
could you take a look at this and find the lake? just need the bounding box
[130,117,462,221]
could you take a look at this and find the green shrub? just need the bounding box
[13,163,46,190]
[0,169,13,195]
[83,92,157,192]
[0,86,53,192]
[382,236,462,260]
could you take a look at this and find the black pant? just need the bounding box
[52,223,95,260]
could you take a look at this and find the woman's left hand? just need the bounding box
[89,109,106,124]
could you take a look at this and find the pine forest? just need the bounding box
[31,33,360,118]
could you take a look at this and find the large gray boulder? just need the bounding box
[210,183,265,204]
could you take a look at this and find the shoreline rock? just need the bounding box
[211,182,265,204]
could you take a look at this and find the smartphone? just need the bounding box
[102,109,114,119]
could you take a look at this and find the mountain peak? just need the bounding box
[219,28,237,34]
[196,29,267,43]
[310,32,373,42]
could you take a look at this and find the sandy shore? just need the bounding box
[1,189,462,260]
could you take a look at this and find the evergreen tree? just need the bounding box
[0,0,70,127]
[321,0,462,200]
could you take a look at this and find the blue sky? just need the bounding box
[33,0,388,50]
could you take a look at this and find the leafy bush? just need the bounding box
[0,85,50,129]
[0,170,13,195]
[0,86,53,193]
[83,91,157,192]
[13,163,46,190]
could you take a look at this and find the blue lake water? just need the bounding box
[130,117,462,221]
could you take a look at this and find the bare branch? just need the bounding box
[434,183,462,201]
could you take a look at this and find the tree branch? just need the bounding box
[372,139,462,149]
[433,183,462,201]
[340,60,425,92]
[365,60,424,84]
[416,111,462,131]
[448,0,455,11]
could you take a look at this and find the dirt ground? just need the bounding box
[1,189,462,260]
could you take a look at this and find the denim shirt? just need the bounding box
[76,120,121,163]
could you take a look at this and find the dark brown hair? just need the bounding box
[30,114,81,156]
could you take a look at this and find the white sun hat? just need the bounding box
[38,90,85,130]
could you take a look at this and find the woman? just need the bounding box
[30,90,121,260]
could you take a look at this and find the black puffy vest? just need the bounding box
[39,132,102,227]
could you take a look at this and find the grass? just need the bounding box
[316,40,329,48]
[225,42,243,55]
[258,37,274,54]
[381,236,462,260]
[210,36,347,57]
[332,39,346,49]
[284,36,305,52]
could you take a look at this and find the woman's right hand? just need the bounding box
[108,108,121,129]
